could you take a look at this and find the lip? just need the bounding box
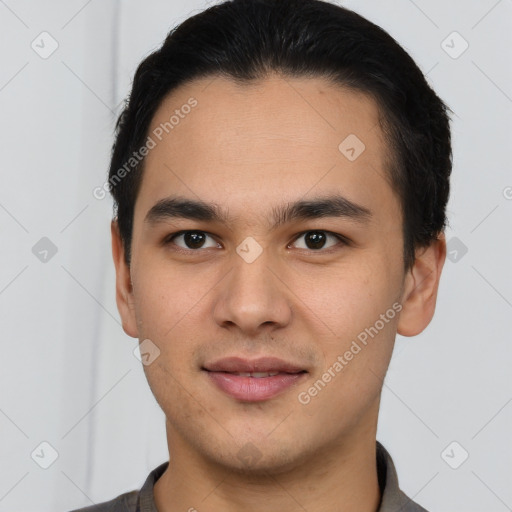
[202,356,308,402]
[203,356,306,373]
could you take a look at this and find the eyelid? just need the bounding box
[164,230,220,250]
[289,230,350,250]
[163,229,350,252]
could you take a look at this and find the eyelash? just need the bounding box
[162,230,350,254]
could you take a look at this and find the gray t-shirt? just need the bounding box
[69,441,428,511]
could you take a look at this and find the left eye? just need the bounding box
[290,231,345,251]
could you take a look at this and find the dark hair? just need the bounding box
[108,0,452,270]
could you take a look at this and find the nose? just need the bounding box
[213,248,292,336]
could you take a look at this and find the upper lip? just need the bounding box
[203,356,306,373]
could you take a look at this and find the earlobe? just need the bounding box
[111,220,139,339]
[397,233,446,337]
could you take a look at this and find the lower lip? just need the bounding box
[205,371,307,402]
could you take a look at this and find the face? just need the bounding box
[112,74,445,474]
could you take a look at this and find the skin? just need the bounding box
[111,74,446,512]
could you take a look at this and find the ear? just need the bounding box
[397,233,446,337]
[111,219,139,338]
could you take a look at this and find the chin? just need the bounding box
[205,437,314,477]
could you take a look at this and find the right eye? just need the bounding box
[163,230,221,252]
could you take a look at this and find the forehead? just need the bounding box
[135,74,396,224]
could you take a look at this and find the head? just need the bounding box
[110,0,451,473]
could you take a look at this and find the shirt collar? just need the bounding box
[376,441,426,511]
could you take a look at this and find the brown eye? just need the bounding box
[291,231,346,251]
[305,231,327,249]
[166,231,219,250]
[183,232,207,249]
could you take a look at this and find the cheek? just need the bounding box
[298,285,399,433]
[132,259,209,340]
[304,259,401,340]
[302,254,402,396]
[142,357,207,436]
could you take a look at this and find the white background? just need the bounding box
[0,0,511,511]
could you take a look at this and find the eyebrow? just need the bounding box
[144,194,372,229]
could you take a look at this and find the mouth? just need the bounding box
[202,356,308,402]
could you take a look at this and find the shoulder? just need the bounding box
[396,489,430,512]
[376,441,430,512]
[66,461,168,512]
[67,489,138,512]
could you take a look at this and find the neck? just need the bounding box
[154,422,381,512]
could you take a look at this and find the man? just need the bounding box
[73,0,451,510]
